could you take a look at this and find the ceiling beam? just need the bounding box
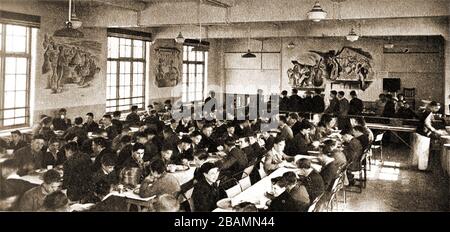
[92,0,147,11]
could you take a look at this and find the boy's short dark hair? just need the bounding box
[11,130,22,136]
[296,158,312,169]
[86,112,94,117]
[113,111,121,117]
[131,105,138,111]
[330,90,337,95]
[101,153,117,166]
[92,137,108,148]
[43,169,61,184]
[132,143,146,152]
[74,117,83,125]
[43,191,68,210]
[63,141,79,153]
[102,114,112,120]
[338,91,345,96]
[150,159,166,174]
[198,162,218,174]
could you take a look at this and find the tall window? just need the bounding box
[182,45,208,103]
[107,36,146,112]
[0,24,35,129]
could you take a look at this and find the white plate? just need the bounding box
[216,198,232,209]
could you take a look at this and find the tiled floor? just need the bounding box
[337,141,449,212]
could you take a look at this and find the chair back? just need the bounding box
[374,133,384,142]
[225,184,242,198]
[238,176,252,191]
[242,165,255,179]
[308,193,324,212]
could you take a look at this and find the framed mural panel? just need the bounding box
[154,46,182,88]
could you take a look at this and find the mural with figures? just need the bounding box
[42,34,101,94]
[287,46,373,90]
[155,46,181,88]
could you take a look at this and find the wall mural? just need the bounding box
[155,47,181,88]
[42,34,101,94]
[288,46,373,90]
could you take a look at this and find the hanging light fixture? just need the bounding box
[192,0,209,52]
[287,41,296,49]
[70,0,82,29]
[346,27,359,42]
[242,26,256,58]
[54,0,84,38]
[175,32,185,44]
[307,1,327,22]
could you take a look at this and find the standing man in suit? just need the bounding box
[348,90,364,116]
[311,89,325,113]
[289,89,302,112]
[324,90,339,115]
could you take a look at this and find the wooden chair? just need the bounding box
[225,184,242,198]
[371,132,385,165]
[238,176,252,191]
[307,193,324,212]
[403,88,416,109]
[241,165,255,179]
[326,170,346,212]
[177,179,195,212]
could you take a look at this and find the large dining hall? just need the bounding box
[0,0,449,213]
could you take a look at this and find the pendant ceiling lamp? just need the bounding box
[175,32,185,44]
[307,1,327,22]
[346,28,359,42]
[242,26,256,58]
[54,0,84,38]
[192,0,209,52]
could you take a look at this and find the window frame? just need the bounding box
[182,44,207,104]
[106,36,147,113]
[0,23,33,130]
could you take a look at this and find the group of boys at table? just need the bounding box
[0,102,373,212]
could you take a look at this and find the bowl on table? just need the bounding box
[6,149,14,155]
[216,198,233,209]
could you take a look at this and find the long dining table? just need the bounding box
[213,154,323,212]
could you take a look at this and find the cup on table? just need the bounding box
[117,184,124,193]
[87,132,93,138]
[6,149,14,155]
[47,165,53,170]
[168,164,177,173]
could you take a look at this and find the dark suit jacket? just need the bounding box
[268,191,300,212]
[126,112,141,126]
[301,170,325,203]
[63,126,87,144]
[83,121,99,133]
[325,97,339,115]
[289,95,303,112]
[14,146,44,176]
[198,134,219,153]
[349,98,364,115]
[311,95,325,113]
[63,152,93,201]
[111,119,123,134]
[91,169,119,186]
[42,151,66,167]
[338,98,350,116]
[320,161,339,190]
[288,133,314,156]
[52,118,71,131]
[104,125,119,141]
[219,147,248,178]
[0,177,36,199]
[279,96,290,112]
[8,140,28,152]
[291,121,302,137]
[343,138,363,171]
[192,178,221,212]
[92,149,112,172]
